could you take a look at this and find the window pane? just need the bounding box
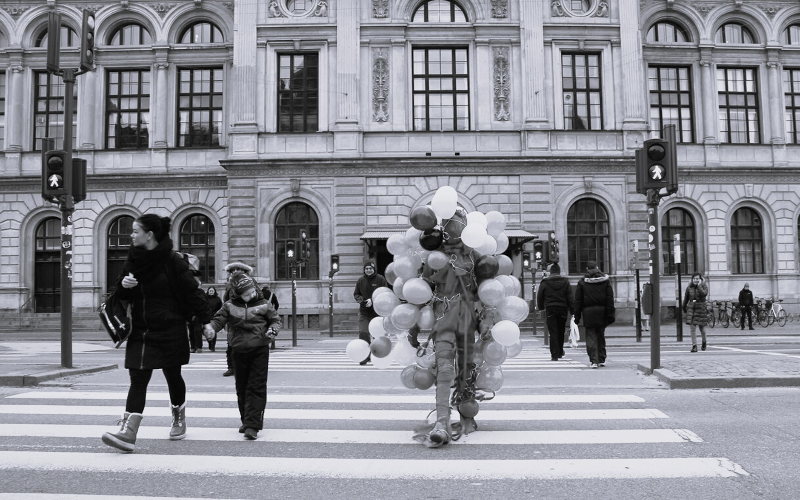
[566,199,610,275]
[412,47,470,131]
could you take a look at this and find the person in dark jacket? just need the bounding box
[221,262,257,376]
[101,214,212,453]
[204,286,224,351]
[683,273,709,352]
[738,282,755,331]
[574,261,614,369]
[353,261,389,365]
[536,263,575,361]
[206,274,282,440]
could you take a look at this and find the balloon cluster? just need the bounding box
[345,186,528,394]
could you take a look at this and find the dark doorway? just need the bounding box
[34,217,61,313]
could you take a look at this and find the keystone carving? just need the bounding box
[491,0,508,18]
[373,0,389,18]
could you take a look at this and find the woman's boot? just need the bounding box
[101,412,143,452]
[169,403,187,440]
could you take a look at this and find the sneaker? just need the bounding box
[222,369,234,377]
[196,348,203,354]
[359,360,369,366]
[599,362,605,367]
[239,424,246,434]
[691,345,697,352]
[209,346,215,352]
[551,357,558,361]
[701,342,707,351]
[191,348,197,353]
[749,327,755,330]
[244,428,258,440]
[590,363,598,369]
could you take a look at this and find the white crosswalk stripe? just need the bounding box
[0,389,748,483]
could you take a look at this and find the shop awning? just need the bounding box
[360,229,537,244]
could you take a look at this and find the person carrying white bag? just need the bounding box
[569,316,580,348]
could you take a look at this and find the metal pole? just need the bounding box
[676,267,683,341]
[647,189,661,370]
[291,265,297,347]
[635,269,642,342]
[59,69,76,368]
[328,273,334,338]
[530,269,536,338]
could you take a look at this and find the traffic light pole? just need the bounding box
[647,189,661,370]
[59,68,77,369]
[328,272,335,338]
[291,264,298,347]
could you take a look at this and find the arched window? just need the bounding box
[731,207,764,274]
[647,21,689,43]
[179,22,224,44]
[109,23,152,45]
[661,208,696,275]
[783,24,800,45]
[412,0,467,22]
[567,199,610,275]
[107,216,134,292]
[715,23,755,44]
[275,202,319,280]
[34,217,61,313]
[179,214,216,283]
[36,25,79,47]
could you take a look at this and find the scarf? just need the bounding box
[122,237,174,283]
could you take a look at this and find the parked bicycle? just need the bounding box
[713,300,730,328]
[705,301,717,328]
[762,298,788,327]
[731,300,758,329]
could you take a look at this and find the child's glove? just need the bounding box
[203,324,215,341]
[265,328,278,339]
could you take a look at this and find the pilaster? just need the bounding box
[336,0,360,129]
[520,0,548,128]
[618,0,647,128]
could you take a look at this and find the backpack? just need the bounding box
[99,292,131,349]
[175,251,202,278]
[168,251,204,322]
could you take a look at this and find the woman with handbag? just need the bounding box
[101,214,211,453]
[682,273,708,352]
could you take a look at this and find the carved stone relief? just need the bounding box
[270,0,329,18]
[758,5,781,19]
[373,0,389,18]
[594,1,608,17]
[493,47,510,122]
[372,49,390,123]
[2,6,30,20]
[551,1,566,17]
[491,0,508,19]
[151,3,177,19]
[693,4,715,19]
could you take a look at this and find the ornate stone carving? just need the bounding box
[493,47,511,122]
[594,1,608,17]
[551,0,566,17]
[121,0,129,8]
[372,49,390,123]
[373,0,389,18]
[269,0,287,17]
[2,6,30,20]
[491,0,508,18]
[222,2,235,14]
[693,4,715,19]
[312,0,328,17]
[151,3,177,18]
[758,5,781,19]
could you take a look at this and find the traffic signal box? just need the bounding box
[330,254,340,274]
[522,252,531,271]
[42,150,71,199]
[46,12,61,73]
[286,240,297,262]
[636,127,678,196]
[80,10,95,73]
[533,240,547,267]
[72,158,87,203]
[299,228,311,261]
[547,231,559,263]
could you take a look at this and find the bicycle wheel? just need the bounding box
[778,309,788,327]
[720,311,729,328]
[707,310,716,328]
[768,312,775,326]
[758,310,769,328]
[732,309,741,328]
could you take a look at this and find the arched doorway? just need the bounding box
[34,217,61,312]
[107,215,134,292]
[275,202,319,280]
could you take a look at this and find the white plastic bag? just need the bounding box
[569,317,579,348]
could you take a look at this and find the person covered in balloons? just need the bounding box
[353,261,389,365]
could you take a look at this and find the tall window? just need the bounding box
[179,22,223,44]
[783,68,800,144]
[715,23,755,44]
[0,72,5,150]
[36,25,78,47]
[412,0,467,22]
[784,24,800,45]
[649,66,693,143]
[562,53,602,130]
[177,68,223,147]
[567,199,610,275]
[717,67,760,144]
[278,54,319,132]
[35,217,61,313]
[731,207,764,274]
[412,47,470,131]
[179,215,216,283]
[107,70,151,149]
[661,208,696,275]
[109,23,152,45]
[107,216,134,292]
[646,21,689,43]
[275,202,319,280]
[34,72,77,151]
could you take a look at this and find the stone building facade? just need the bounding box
[1,0,799,326]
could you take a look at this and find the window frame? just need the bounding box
[730,207,764,274]
[561,52,604,131]
[274,202,319,281]
[717,66,761,144]
[33,71,78,151]
[108,23,153,46]
[0,71,6,151]
[106,69,151,149]
[783,68,800,144]
[411,0,468,22]
[646,21,690,43]
[661,208,697,275]
[784,24,800,45]
[566,198,611,275]
[176,67,224,148]
[411,46,471,132]
[178,22,224,44]
[277,52,320,133]
[715,23,756,44]
[107,216,134,292]
[648,65,694,143]
[178,214,216,284]
[36,25,79,48]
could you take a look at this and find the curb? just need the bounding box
[0,364,119,387]
[636,364,800,389]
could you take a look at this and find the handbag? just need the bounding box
[569,317,580,348]
[99,292,132,348]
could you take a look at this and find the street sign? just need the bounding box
[673,233,681,264]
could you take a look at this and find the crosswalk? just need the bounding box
[0,388,748,489]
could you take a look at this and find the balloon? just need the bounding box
[506,340,523,358]
[403,278,433,305]
[477,279,505,306]
[474,234,498,256]
[393,339,418,366]
[370,336,392,358]
[507,276,522,297]
[393,256,419,280]
[472,339,485,365]
[458,400,480,418]
[496,254,513,275]
[435,186,458,201]
[442,215,466,239]
[383,316,405,335]
[372,287,393,303]
[373,291,400,316]
[407,250,424,269]
[384,263,397,284]
[475,255,500,279]
[415,249,432,263]
[410,206,438,231]
[401,365,420,388]
[391,303,420,330]
[372,352,395,369]
[413,368,435,390]
[483,340,508,366]
[485,211,506,237]
[466,211,488,229]
[461,224,488,248]
[392,277,406,300]
[418,305,435,330]
[495,233,509,254]
[495,275,516,297]
[476,365,504,391]
[416,350,436,368]
[419,228,444,251]
[491,320,521,346]
[405,227,424,248]
[386,234,409,256]
[369,317,388,338]
[346,339,371,363]
[499,296,529,323]
[431,196,457,220]
[427,250,450,270]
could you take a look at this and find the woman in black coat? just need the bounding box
[102,215,211,453]
[204,286,224,352]
[682,273,709,353]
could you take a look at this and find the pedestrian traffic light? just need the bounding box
[286,240,296,261]
[46,11,61,74]
[330,254,340,274]
[532,240,547,267]
[547,231,559,263]
[79,10,95,73]
[72,158,87,203]
[299,228,310,260]
[42,149,71,199]
[522,252,531,271]
[636,131,677,195]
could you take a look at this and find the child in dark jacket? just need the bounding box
[205,274,281,440]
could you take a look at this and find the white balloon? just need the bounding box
[392,339,418,366]
[495,232,509,254]
[436,186,458,201]
[346,339,371,363]
[372,352,395,369]
[386,234,409,255]
[461,224,488,248]
[474,234,498,255]
[466,211,488,229]
[491,320,521,347]
[431,196,457,220]
[405,227,423,248]
[485,211,507,237]
[369,317,388,338]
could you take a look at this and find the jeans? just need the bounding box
[545,307,568,359]
[233,345,270,430]
[690,324,707,346]
[740,306,753,329]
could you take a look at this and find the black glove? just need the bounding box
[407,334,419,348]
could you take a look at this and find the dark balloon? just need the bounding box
[475,255,500,279]
[419,228,444,251]
[458,400,480,418]
[410,206,438,231]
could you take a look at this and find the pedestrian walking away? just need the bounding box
[206,274,282,440]
[536,263,575,361]
[683,273,709,352]
[221,262,257,376]
[353,261,389,365]
[204,286,224,352]
[738,282,755,331]
[573,261,614,369]
[639,284,650,332]
[101,214,212,453]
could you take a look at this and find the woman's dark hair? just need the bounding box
[207,286,217,296]
[690,272,702,281]
[136,214,171,243]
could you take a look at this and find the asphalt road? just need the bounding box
[0,337,798,499]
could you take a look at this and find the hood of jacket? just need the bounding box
[543,274,570,290]
[582,268,608,283]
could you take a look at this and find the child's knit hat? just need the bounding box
[233,274,256,295]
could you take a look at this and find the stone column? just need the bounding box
[231,0,258,129]
[390,39,405,130]
[767,59,784,144]
[336,0,360,127]
[79,70,96,149]
[519,0,547,127]
[700,58,717,143]
[5,65,24,152]
[618,0,647,128]
[153,62,169,148]
[256,40,267,132]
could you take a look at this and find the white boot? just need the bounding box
[102,412,143,452]
[169,403,186,440]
